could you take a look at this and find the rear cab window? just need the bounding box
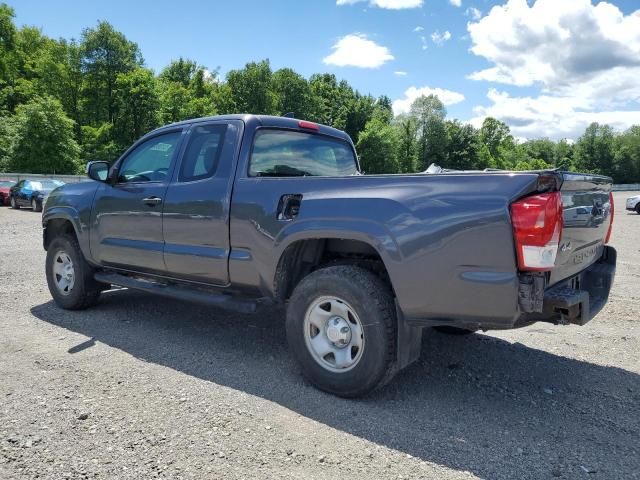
[249,129,358,177]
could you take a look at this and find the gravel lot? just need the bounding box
[0,191,638,480]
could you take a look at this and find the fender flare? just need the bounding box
[42,206,93,262]
[270,218,402,296]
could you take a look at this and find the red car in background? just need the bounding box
[0,179,16,206]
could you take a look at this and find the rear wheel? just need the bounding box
[636,204,640,214]
[46,234,101,310]
[32,198,42,212]
[10,196,19,209]
[286,265,396,397]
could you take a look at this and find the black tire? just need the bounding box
[636,204,640,214]
[46,234,101,310]
[286,265,397,398]
[32,198,42,212]
[10,196,19,209]
[433,326,476,335]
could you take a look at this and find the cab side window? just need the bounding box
[179,124,228,182]
[118,131,182,184]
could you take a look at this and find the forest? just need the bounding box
[1,4,640,182]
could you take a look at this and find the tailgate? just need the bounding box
[550,172,613,286]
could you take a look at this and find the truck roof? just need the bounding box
[150,114,353,143]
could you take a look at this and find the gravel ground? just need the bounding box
[0,191,639,480]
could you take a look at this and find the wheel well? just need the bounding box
[44,218,76,251]
[274,238,393,301]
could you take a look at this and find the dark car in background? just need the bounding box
[0,179,15,206]
[10,179,65,212]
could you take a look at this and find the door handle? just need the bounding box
[143,196,162,206]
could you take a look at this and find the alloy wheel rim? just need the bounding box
[53,250,75,295]
[303,296,365,373]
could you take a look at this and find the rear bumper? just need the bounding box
[525,246,616,326]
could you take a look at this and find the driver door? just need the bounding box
[90,129,184,273]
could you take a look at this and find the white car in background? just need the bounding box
[626,194,640,214]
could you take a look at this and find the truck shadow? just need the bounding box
[31,290,639,479]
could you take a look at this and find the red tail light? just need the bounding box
[605,191,614,244]
[298,120,319,131]
[511,192,563,271]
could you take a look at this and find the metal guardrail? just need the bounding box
[612,184,640,191]
[0,173,87,183]
[1,172,640,192]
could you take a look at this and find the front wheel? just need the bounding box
[636,204,640,214]
[46,234,101,310]
[286,265,397,397]
[10,196,19,209]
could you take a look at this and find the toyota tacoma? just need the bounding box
[42,115,616,397]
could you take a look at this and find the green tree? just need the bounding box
[80,123,118,163]
[357,117,399,174]
[271,67,311,119]
[445,120,479,170]
[112,67,159,148]
[613,126,640,183]
[158,57,198,86]
[554,139,574,170]
[521,138,556,165]
[410,94,447,170]
[80,21,142,124]
[308,73,355,130]
[574,122,615,175]
[157,58,217,123]
[0,114,15,170]
[226,59,276,114]
[344,93,376,144]
[394,114,418,173]
[0,3,17,111]
[480,117,512,159]
[9,95,80,173]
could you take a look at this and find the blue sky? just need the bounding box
[9,0,640,140]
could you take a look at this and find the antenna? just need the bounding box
[283,112,295,118]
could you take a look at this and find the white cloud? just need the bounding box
[467,0,640,139]
[413,26,424,32]
[393,86,465,115]
[323,34,394,68]
[471,88,640,140]
[465,7,481,20]
[394,71,408,76]
[420,35,428,50]
[431,30,451,46]
[468,0,640,89]
[449,0,461,7]
[336,0,423,8]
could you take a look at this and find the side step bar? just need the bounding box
[94,271,258,314]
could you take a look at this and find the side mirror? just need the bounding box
[86,161,110,182]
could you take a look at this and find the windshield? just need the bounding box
[0,181,14,187]
[249,129,358,177]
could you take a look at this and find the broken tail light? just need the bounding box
[511,191,563,271]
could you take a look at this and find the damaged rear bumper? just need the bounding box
[519,246,616,326]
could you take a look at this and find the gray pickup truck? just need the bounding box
[42,114,616,397]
